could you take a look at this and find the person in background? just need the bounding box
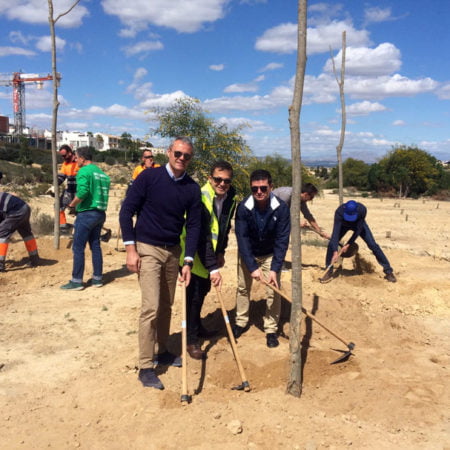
[119,137,202,390]
[272,183,330,239]
[320,200,397,283]
[60,147,110,290]
[0,171,39,272]
[127,149,161,194]
[233,169,290,348]
[180,160,237,360]
[58,145,79,232]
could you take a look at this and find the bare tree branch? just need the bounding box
[54,0,82,23]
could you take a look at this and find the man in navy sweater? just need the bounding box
[234,169,290,348]
[321,200,396,283]
[119,136,202,390]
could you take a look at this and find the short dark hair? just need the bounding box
[210,160,233,176]
[76,146,92,161]
[59,145,72,153]
[250,169,272,185]
[169,136,194,152]
[301,183,318,196]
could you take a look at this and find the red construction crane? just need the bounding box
[0,71,60,135]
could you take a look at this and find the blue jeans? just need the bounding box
[72,210,105,283]
[326,222,393,274]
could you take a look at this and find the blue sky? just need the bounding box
[1,0,450,163]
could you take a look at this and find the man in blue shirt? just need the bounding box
[321,200,396,283]
[119,136,202,390]
[234,169,290,348]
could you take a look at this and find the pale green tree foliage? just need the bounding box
[151,98,255,196]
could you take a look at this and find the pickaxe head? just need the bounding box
[231,381,251,392]
[330,342,355,365]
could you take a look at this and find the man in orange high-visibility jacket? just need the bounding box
[58,145,79,230]
[0,172,39,272]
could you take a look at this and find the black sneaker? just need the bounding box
[232,324,245,339]
[138,368,164,390]
[0,261,5,272]
[28,254,40,268]
[266,333,279,348]
[154,351,182,367]
[100,229,112,243]
[385,272,397,283]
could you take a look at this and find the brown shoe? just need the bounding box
[319,269,333,283]
[187,344,205,360]
[385,272,397,283]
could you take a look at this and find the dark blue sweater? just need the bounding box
[235,194,290,273]
[119,166,201,258]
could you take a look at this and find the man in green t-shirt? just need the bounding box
[61,147,110,290]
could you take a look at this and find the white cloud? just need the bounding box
[346,101,387,116]
[0,0,89,27]
[9,31,29,45]
[255,20,370,55]
[35,35,66,52]
[0,46,36,57]
[348,74,438,100]
[392,120,406,126]
[102,0,230,33]
[436,82,450,100]
[216,116,272,131]
[364,7,393,24]
[209,64,225,71]
[324,43,402,77]
[122,40,163,57]
[224,75,265,93]
[259,62,283,72]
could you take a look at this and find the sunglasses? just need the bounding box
[143,155,153,159]
[173,150,192,161]
[212,176,232,185]
[251,185,269,193]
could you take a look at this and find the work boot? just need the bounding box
[0,261,5,272]
[187,344,205,360]
[319,269,333,283]
[385,272,397,283]
[100,228,112,243]
[232,324,245,339]
[29,254,40,268]
[138,368,164,390]
[266,333,279,348]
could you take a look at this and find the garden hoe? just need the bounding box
[180,282,192,405]
[215,287,250,392]
[262,280,355,364]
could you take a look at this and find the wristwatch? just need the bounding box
[183,260,193,268]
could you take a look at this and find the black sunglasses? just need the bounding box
[251,185,268,193]
[143,155,153,159]
[212,176,232,185]
[173,150,192,161]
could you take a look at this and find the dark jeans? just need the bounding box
[326,222,393,274]
[186,273,211,345]
[72,210,106,283]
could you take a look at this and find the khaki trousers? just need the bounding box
[137,242,181,369]
[235,254,281,334]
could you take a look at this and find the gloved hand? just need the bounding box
[45,185,55,197]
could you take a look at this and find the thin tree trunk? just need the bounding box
[332,31,347,205]
[48,0,81,248]
[48,0,60,249]
[287,0,307,398]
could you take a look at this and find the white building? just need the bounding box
[44,130,122,152]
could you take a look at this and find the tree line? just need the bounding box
[1,98,449,199]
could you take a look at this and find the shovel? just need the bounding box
[180,281,192,404]
[215,287,250,392]
[262,280,355,364]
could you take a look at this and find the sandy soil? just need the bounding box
[1,186,449,449]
